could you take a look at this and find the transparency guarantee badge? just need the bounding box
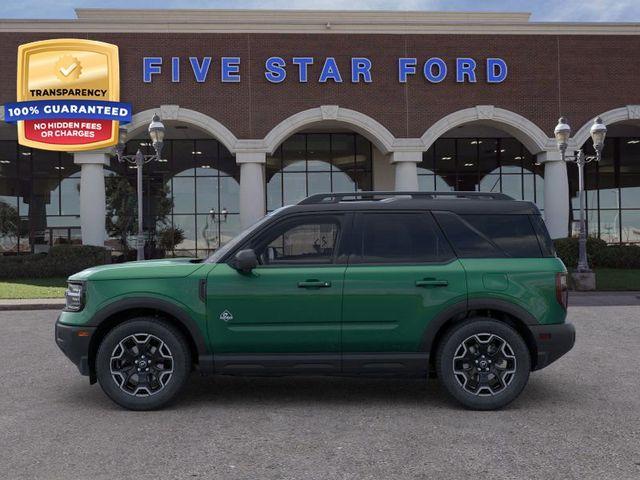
[4,38,132,151]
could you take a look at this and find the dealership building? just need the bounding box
[1,8,640,256]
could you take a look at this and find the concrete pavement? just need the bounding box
[0,307,639,479]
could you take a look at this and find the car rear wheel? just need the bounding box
[96,318,191,411]
[436,318,530,410]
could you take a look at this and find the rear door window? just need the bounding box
[356,212,454,263]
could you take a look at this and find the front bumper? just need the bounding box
[530,322,576,370]
[55,315,96,376]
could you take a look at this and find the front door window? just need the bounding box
[261,221,339,265]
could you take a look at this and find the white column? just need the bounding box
[237,151,266,229]
[538,151,569,239]
[391,151,422,191]
[73,150,110,246]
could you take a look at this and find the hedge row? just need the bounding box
[554,237,640,269]
[0,245,110,279]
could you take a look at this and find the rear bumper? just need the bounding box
[55,316,95,376]
[530,322,575,370]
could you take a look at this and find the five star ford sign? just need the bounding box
[4,39,132,152]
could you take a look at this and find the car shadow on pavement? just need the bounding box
[178,375,452,409]
[60,372,575,412]
[176,374,574,411]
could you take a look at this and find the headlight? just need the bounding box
[65,282,85,312]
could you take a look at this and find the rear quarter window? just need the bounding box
[530,214,557,257]
[434,212,548,258]
[460,214,543,258]
[433,212,505,258]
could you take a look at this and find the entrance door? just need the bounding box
[341,212,467,373]
[207,213,350,372]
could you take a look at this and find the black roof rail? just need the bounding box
[298,191,512,205]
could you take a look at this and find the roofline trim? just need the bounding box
[0,9,639,34]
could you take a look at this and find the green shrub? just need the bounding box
[0,245,110,279]
[554,237,640,269]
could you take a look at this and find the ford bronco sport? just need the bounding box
[55,191,574,411]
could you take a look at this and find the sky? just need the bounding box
[0,0,639,22]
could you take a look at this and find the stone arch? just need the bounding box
[572,105,640,148]
[420,105,553,154]
[127,105,239,154]
[263,105,396,155]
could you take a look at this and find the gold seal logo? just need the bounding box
[54,55,82,82]
[15,38,121,151]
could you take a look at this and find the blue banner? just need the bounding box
[4,100,132,123]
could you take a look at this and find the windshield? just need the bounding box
[205,206,291,263]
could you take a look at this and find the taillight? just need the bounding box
[556,272,568,309]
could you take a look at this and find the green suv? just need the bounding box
[55,191,574,411]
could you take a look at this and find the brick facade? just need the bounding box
[0,32,638,140]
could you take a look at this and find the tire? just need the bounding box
[96,317,191,411]
[436,318,530,410]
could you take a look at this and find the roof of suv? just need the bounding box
[280,191,541,216]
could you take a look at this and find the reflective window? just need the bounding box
[420,138,543,206]
[569,137,640,243]
[434,211,504,258]
[266,133,373,211]
[461,214,543,258]
[259,218,340,265]
[110,138,240,257]
[0,142,80,253]
[358,213,454,264]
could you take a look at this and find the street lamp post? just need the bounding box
[554,116,607,273]
[114,114,166,261]
[202,207,229,252]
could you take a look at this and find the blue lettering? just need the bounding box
[424,58,447,83]
[265,56,287,83]
[351,57,372,83]
[398,58,417,83]
[319,57,342,83]
[487,58,508,83]
[292,57,314,82]
[189,57,211,83]
[456,58,477,83]
[221,57,241,83]
[171,57,180,83]
[143,57,162,83]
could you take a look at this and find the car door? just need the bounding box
[207,213,351,372]
[341,211,467,373]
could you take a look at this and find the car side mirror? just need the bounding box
[231,249,258,273]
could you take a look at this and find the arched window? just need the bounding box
[419,137,544,208]
[569,135,640,244]
[111,138,241,257]
[266,133,373,211]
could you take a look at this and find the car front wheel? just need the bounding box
[436,318,531,410]
[96,318,191,411]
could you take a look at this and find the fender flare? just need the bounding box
[420,298,537,353]
[88,297,209,356]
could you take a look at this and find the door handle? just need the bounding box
[415,279,449,288]
[298,280,332,288]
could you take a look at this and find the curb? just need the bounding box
[0,300,65,311]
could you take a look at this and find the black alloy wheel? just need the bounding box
[96,318,191,410]
[436,318,531,410]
